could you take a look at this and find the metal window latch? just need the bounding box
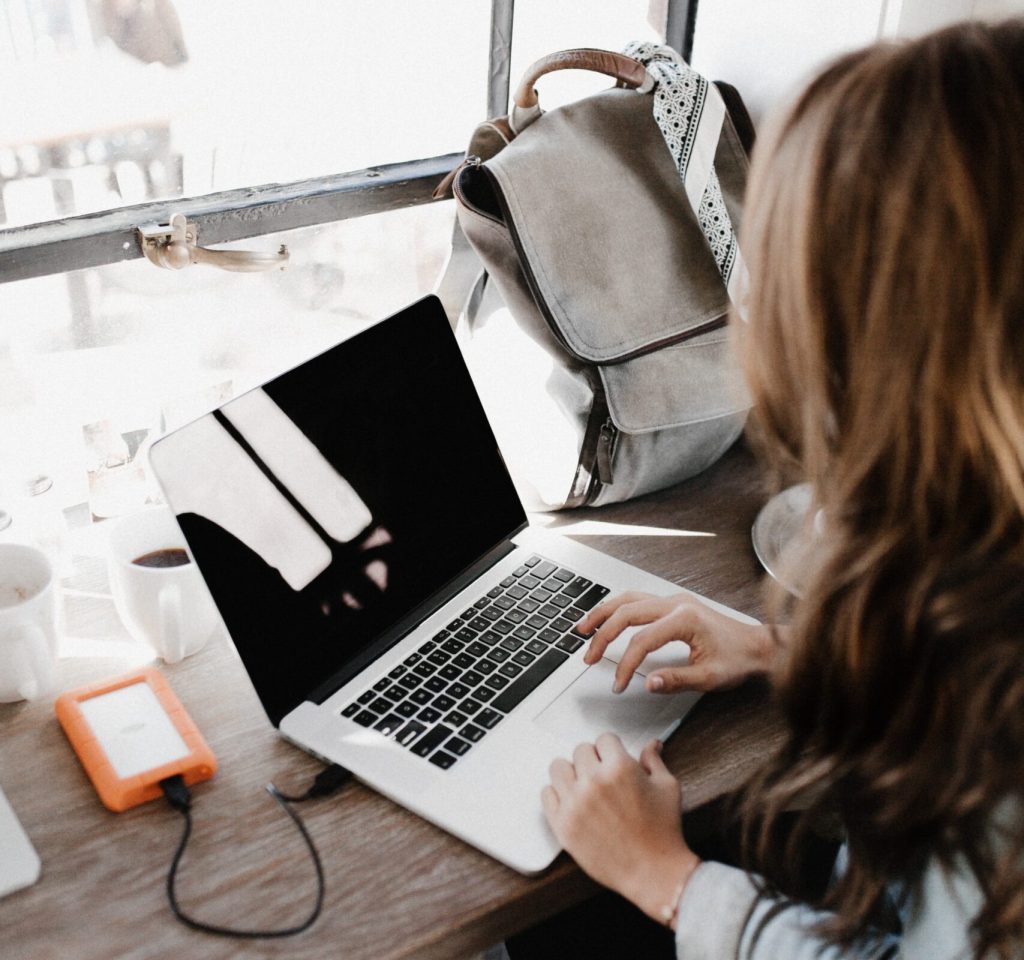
[137,212,289,272]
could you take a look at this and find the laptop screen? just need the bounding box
[150,297,528,725]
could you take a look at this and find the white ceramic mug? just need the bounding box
[107,508,221,663]
[0,544,58,702]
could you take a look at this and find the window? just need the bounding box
[0,0,697,533]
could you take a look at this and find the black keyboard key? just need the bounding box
[556,635,585,653]
[384,685,406,702]
[535,561,558,579]
[445,710,469,727]
[495,596,515,610]
[428,651,450,666]
[493,620,514,635]
[414,662,436,678]
[411,723,454,757]
[550,593,573,609]
[551,617,574,633]
[487,586,503,598]
[520,575,541,590]
[468,617,490,632]
[446,736,471,755]
[475,658,497,675]
[474,686,496,702]
[421,640,437,654]
[500,637,524,652]
[440,664,462,681]
[574,583,611,611]
[374,713,404,736]
[373,678,390,692]
[524,555,541,567]
[474,598,490,610]
[462,669,484,687]
[412,688,434,704]
[538,604,560,619]
[507,585,528,600]
[488,647,511,663]
[399,674,423,690]
[526,615,547,630]
[479,630,502,646]
[433,694,457,712]
[418,707,443,723]
[441,638,466,654]
[424,677,447,694]
[429,751,457,769]
[500,576,516,588]
[526,639,548,655]
[388,665,406,679]
[477,708,503,729]
[486,674,510,690]
[342,702,359,718]
[461,608,476,620]
[461,698,483,715]
[404,653,423,666]
[562,577,592,598]
[357,690,375,705]
[513,625,536,641]
[519,598,540,614]
[512,650,536,666]
[492,649,569,713]
[531,589,554,605]
[482,606,504,621]
[447,618,465,631]
[552,567,574,582]
[506,609,527,624]
[353,710,378,727]
[433,629,450,642]
[395,720,426,746]
[513,565,529,577]
[455,628,477,643]
[538,627,560,643]
[499,662,523,678]
[370,697,392,714]
[448,682,471,700]
[396,701,418,718]
[567,607,586,622]
[453,653,475,669]
[462,724,486,742]
[466,641,488,658]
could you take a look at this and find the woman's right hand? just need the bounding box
[578,592,780,695]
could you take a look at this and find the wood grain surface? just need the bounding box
[0,441,783,960]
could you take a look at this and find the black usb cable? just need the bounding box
[160,764,352,938]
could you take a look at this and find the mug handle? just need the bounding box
[158,583,186,664]
[14,622,56,701]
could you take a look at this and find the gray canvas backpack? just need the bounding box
[435,46,754,511]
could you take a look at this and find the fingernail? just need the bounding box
[649,675,664,691]
[655,739,664,753]
[612,679,624,694]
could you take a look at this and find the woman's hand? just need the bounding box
[542,734,699,926]
[579,592,780,695]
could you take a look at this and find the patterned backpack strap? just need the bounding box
[624,41,750,320]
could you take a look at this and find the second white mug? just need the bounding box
[107,508,222,663]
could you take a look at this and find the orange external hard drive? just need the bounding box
[56,666,217,812]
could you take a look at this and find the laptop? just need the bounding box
[148,295,756,874]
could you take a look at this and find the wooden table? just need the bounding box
[0,442,783,960]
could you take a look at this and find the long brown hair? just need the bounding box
[736,19,1024,958]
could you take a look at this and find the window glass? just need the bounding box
[0,201,455,516]
[0,0,490,226]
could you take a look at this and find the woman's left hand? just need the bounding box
[541,734,701,927]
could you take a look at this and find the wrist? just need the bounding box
[624,847,701,929]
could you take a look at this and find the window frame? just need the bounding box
[0,0,697,285]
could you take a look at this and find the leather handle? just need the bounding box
[513,48,649,109]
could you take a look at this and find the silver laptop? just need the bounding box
[148,295,756,874]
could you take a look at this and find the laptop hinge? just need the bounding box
[305,529,525,709]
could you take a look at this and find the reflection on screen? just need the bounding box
[152,298,527,725]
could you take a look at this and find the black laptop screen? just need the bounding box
[151,297,527,725]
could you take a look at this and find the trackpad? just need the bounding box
[533,659,699,752]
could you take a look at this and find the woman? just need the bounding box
[540,19,1024,960]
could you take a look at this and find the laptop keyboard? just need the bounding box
[339,555,609,770]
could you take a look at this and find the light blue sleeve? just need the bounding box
[674,856,984,960]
